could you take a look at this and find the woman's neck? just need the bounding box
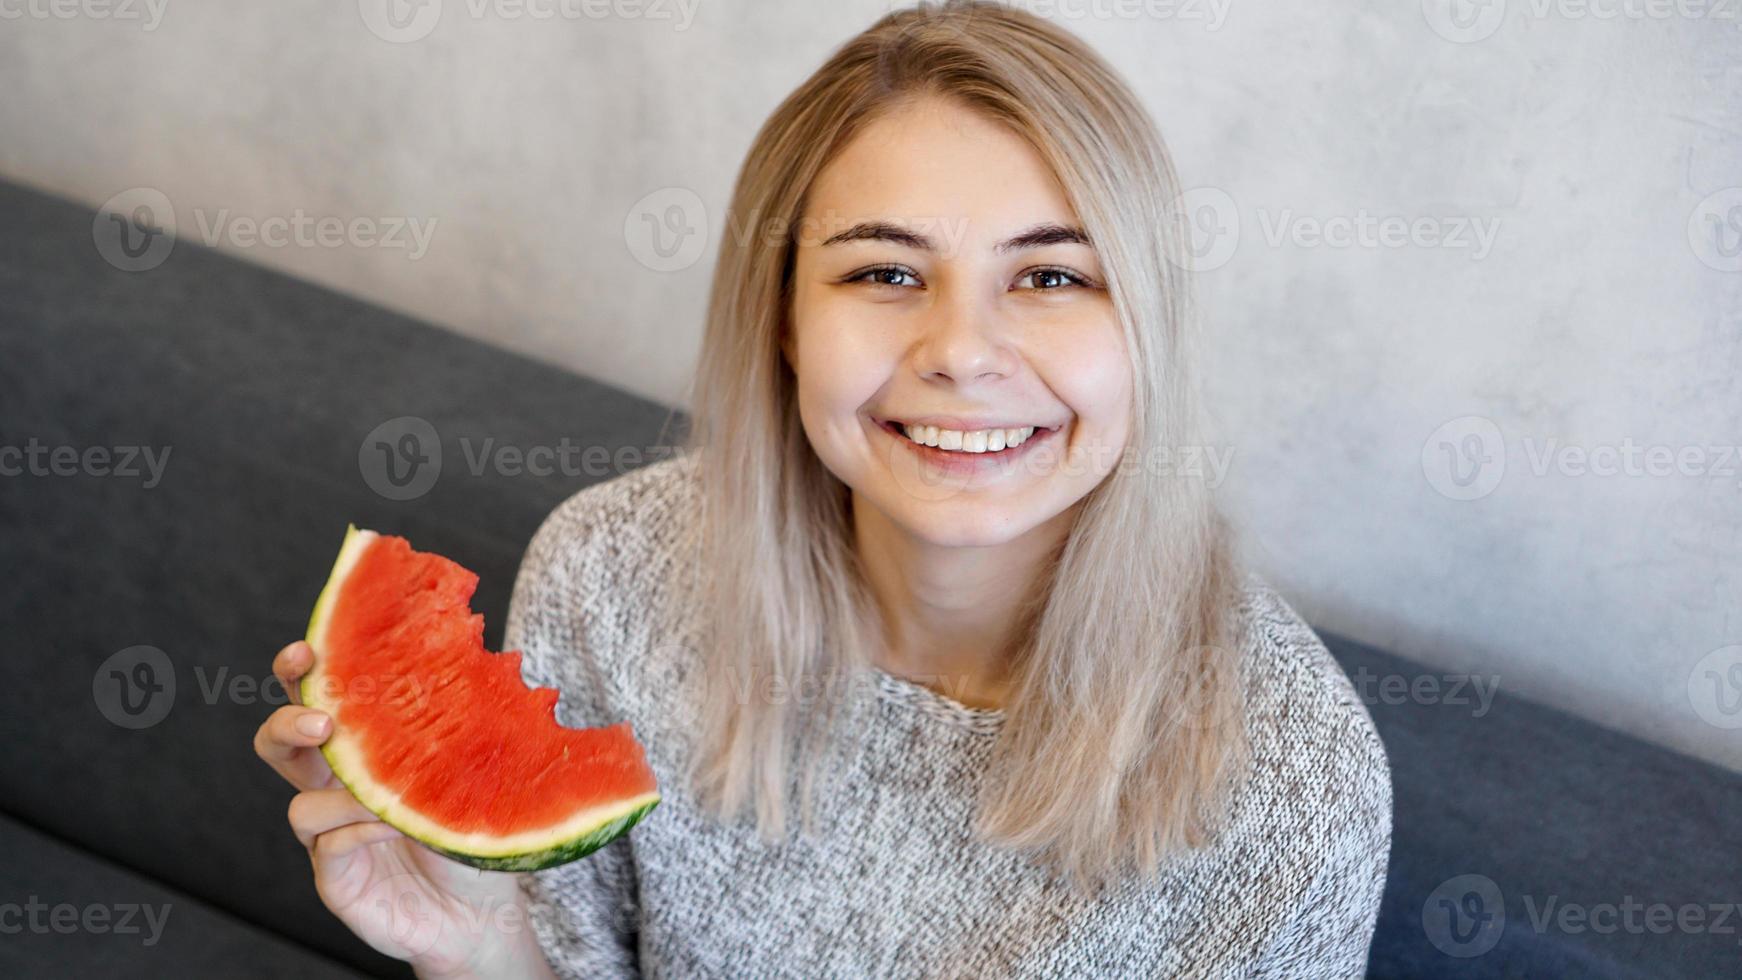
[851,493,1074,710]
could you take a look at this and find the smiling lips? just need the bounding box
[877,416,1063,456]
[898,422,1035,454]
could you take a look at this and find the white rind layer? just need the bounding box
[320,723,659,856]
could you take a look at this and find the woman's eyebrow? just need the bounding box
[817,220,1091,252]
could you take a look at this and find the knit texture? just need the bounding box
[505,451,1392,978]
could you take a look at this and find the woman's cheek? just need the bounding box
[1038,321,1130,434]
[803,306,898,407]
[791,305,894,460]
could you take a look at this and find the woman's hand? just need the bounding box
[255,641,555,979]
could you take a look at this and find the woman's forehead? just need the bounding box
[801,99,1077,233]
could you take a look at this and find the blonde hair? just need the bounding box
[676,0,1247,895]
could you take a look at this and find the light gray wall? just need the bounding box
[3,1,1738,771]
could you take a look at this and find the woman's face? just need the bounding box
[785,96,1133,547]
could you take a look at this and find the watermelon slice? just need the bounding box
[301,525,659,871]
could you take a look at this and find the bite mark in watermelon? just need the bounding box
[301,525,659,872]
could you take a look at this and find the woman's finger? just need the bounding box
[289,787,388,850]
[310,816,406,866]
[272,641,312,706]
[272,641,313,707]
[254,704,336,790]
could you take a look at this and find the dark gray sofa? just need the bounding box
[1,179,1737,978]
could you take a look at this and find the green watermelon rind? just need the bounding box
[421,798,660,871]
[300,524,660,873]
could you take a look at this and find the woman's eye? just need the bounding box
[847,265,922,290]
[1014,267,1094,291]
[842,264,1096,292]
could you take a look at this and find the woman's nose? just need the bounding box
[911,288,1018,384]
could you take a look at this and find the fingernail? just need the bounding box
[297,713,328,737]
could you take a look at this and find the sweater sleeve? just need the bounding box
[502,502,644,980]
[1248,713,1393,979]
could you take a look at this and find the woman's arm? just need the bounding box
[1248,719,1393,979]
[502,502,646,980]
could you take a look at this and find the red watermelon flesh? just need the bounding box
[302,525,659,871]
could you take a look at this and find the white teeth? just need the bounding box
[898,423,1038,453]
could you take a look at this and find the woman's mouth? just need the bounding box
[873,416,1064,472]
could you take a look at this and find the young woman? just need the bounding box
[257,2,1392,976]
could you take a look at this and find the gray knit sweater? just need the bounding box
[503,451,1392,979]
